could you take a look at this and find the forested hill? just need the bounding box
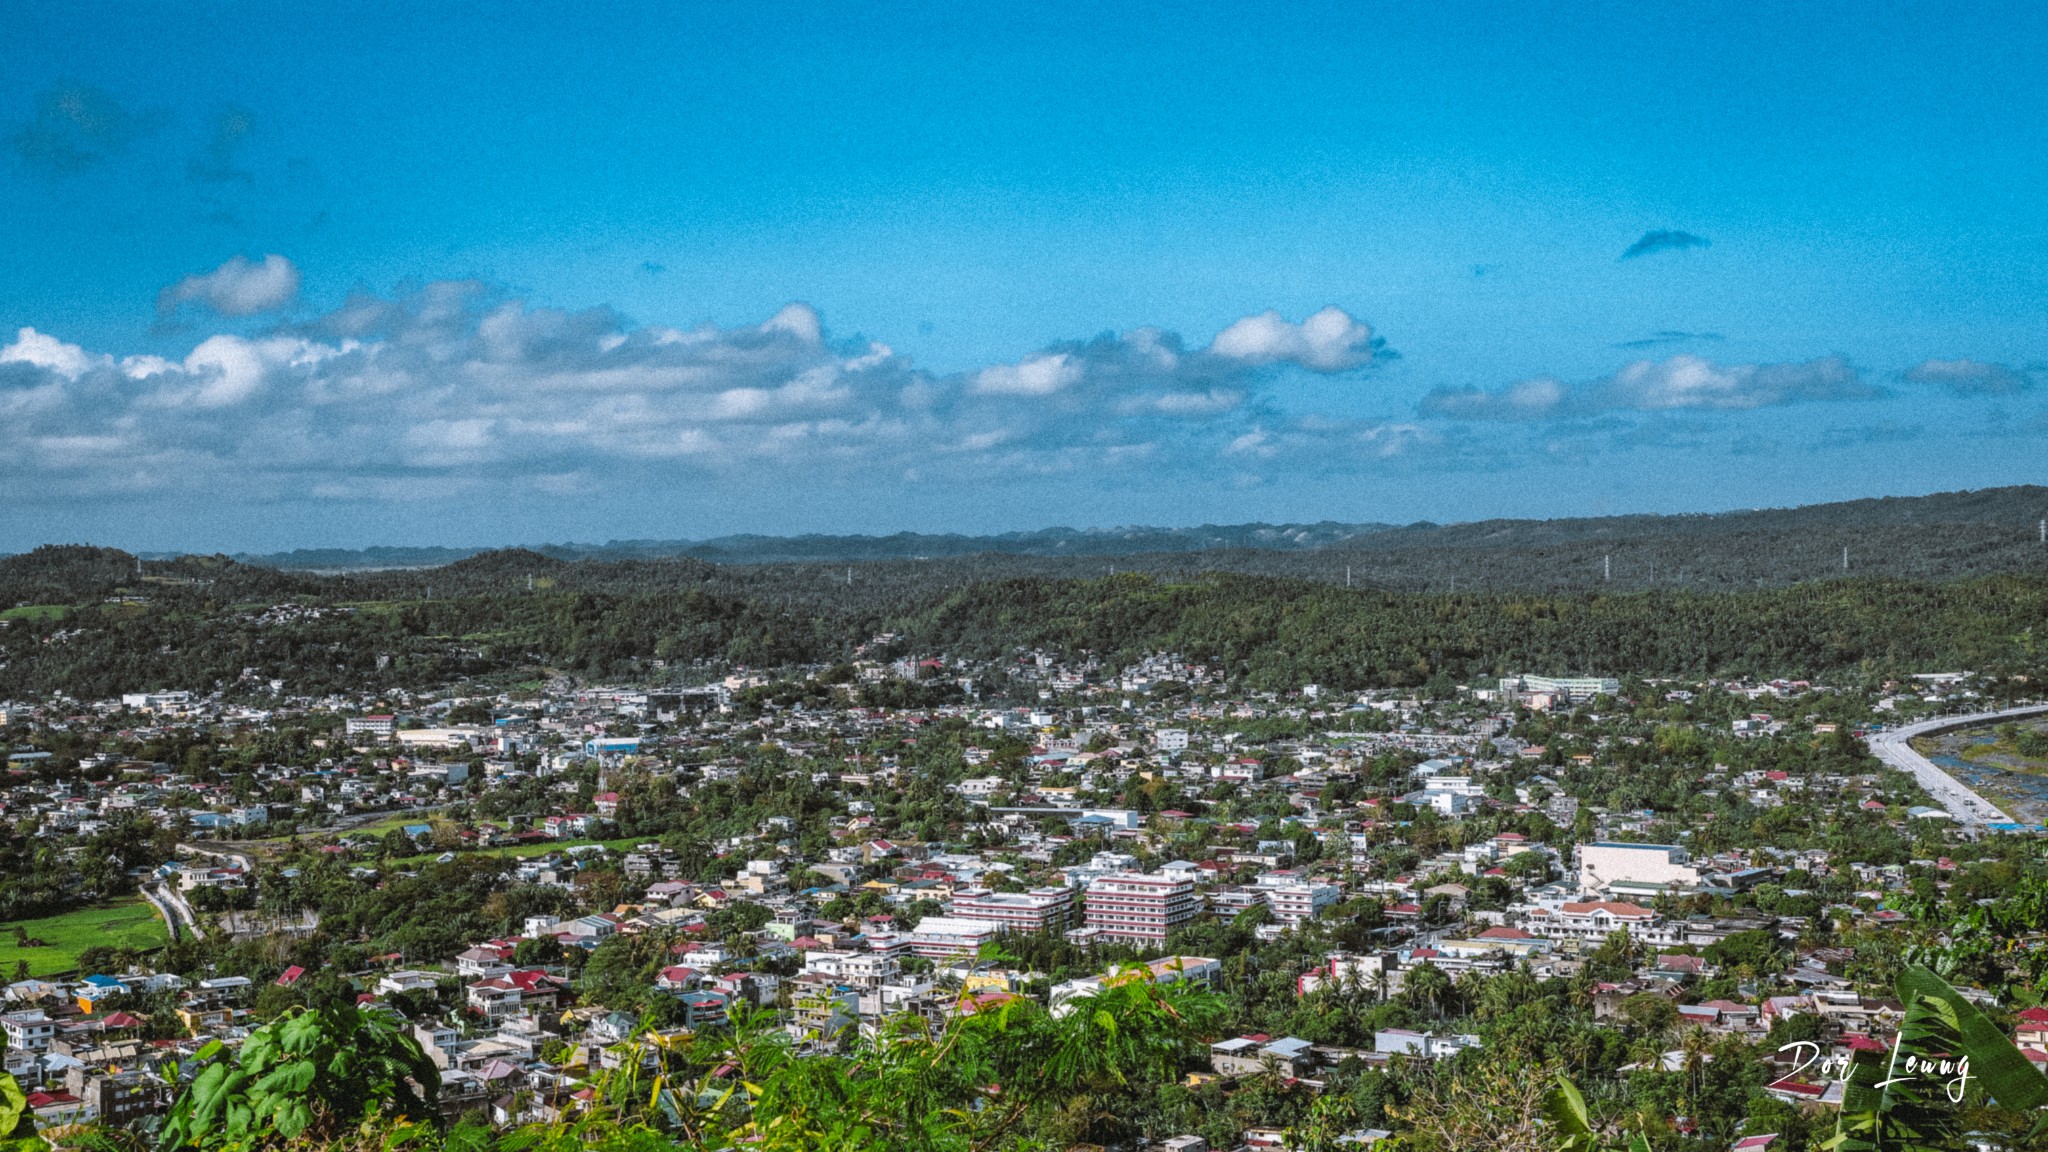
[893,574,2048,690]
[5,540,2048,698]
[6,487,2048,696]
[194,484,2048,592]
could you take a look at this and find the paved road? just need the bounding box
[1866,703,2048,827]
[139,885,181,942]
[148,882,206,942]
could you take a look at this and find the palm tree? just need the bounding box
[1676,1024,1711,1116]
[1621,1033,1666,1074]
[1404,962,1453,1022]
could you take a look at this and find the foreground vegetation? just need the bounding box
[0,959,1989,1152]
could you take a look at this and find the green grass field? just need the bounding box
[0,899,170,978]
[0,605,69,622]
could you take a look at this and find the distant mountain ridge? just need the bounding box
[214,485,2048,571]
[223,521,1400,570]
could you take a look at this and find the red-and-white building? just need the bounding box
[465,970,568,1019]
[1524,900,1679,946]
[2015,1006,2048,1051]
[946,887,1074,935]
[1082,873,1198,944]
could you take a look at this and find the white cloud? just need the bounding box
[158,254,301,317]
[1603,355,1865,410]
[2,327,109,379]
[1354,422,1432,457]
[1209,305,1377,371]
[1421,355,1872,420]
[1904,357,2032,395]
[973,352,1081,396]
[120,354,179,379]
[168,334,348,409]
[759,302,823,344]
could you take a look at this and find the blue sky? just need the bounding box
[3,1,2046,551]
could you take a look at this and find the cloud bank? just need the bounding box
[1420,354,1872,420]
[1904,358,2033,396]
[0,289,1402,507]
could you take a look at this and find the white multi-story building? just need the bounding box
[1375,1028,1483,1060]
[947,887,1074,935]
[120,692,192,712]
[1577,842,1700,896]
[344,715,396,738]
[1406,774,1487,817]
[1155,729,1189,753]
[0,1010,53,1052]
[906,916,1005,958]
[1497,675,1620,706]
[1082,873,1198,944]
[1264,882,1340,927]
[799,950,901,988]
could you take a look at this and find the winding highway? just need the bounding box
[142,883,204,942]
[1865,703,2048,828]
